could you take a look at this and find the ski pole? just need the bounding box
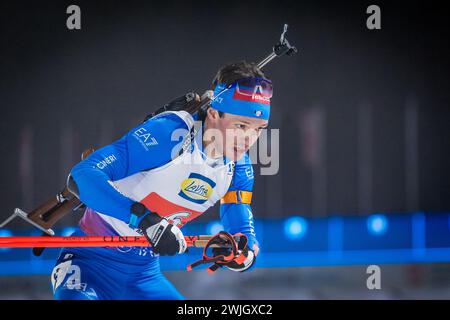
[0,235,218,248]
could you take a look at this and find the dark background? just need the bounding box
[1,0,449,227]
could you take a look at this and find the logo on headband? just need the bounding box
[232,90,271,105]
[255,110,263,117]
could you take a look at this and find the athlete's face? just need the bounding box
[204,108,268,161]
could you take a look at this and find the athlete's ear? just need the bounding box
[207,107,221,121]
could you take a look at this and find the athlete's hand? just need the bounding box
[128,202,187,256]
[186,232,258,273]
[212,233,257,272]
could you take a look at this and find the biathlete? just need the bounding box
[51,61,273,300]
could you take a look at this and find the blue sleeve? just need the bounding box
[70,113,189,223]
[220,153,259,257]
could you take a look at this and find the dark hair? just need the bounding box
[212,60,268,87]
[199,61,268,119]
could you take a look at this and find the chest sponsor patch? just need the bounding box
[178,173,216,204]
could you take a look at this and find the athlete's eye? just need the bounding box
[235,124,247,129]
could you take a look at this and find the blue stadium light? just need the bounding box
[367,214,388,236]
[207,221,224,235]
[61,227,77,237]
[0,229,13,252]
[284,216,308,240]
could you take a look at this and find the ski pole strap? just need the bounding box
[186,231,244,273]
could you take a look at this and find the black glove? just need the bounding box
[129,202,187,256]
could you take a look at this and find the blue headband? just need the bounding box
[210,82,271,120]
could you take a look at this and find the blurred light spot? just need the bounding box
[61,227,77,237]
[207,221,223,235]
[367,214,388,236]
[284,216,308,240]
[0,229,13,252]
